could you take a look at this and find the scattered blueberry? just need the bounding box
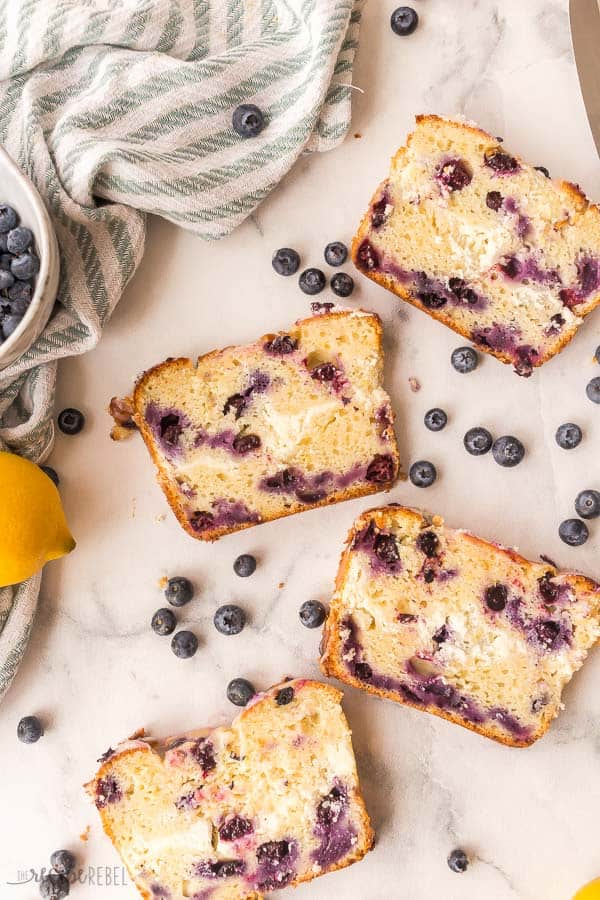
[57,408,85,435]
[330,272,354,298]
[559,518,589,547]
[17,715,43,744]
[227,677,256,707]
[151,608,177,636]
[232,104,265,138]
[275,686,294,705]
[11,251,39,280]
[40,465,59,487]
[390,6,419,35]
[272,248,300,277]
[50,850,75,876]
[595,345,600,364]
[555,423,582,450]
[535,166,550,178]
[232,433,261,454]
[575,489,600,519]
[0,204,17,233]
[171,630,198,659]
[7,226,33,254]
[485,583,508,612]
[0,269,14,290]
[463,427,493,456]
[451,346,479,374]
[409,460,437,488]
[424,408,447,432]
[324,241,348,267]
[214,604,246,636]
[492,435,525,467]
[586,377,600,404]
[447,848,469,874]
[299,599,327,628]
[484,149,519,173]
[39,873,70,900]
[233,554,257,577]
[299,267,326,295]
[165,576,194,607]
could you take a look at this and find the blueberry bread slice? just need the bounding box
[132,310,399,540]
[320,505,600,747]
[352,115,600,375]
[85,680,374,900]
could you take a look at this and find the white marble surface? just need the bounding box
[2,1,600,898]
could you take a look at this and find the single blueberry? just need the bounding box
[39,873,70,899]
[575,489,600,520]
[40,465,59,487]
[555,423,582,450]
[214,604,246,636]
[390,6,419,35]
[418,290,447,309]
[165,576,194,607]
[0,252,12,269]
[57,407,85,435]
[409,460,437,487]
[299,267,326,295]
[586,377,600,404]
[447,848,469,873]
[299,599,327,628]
[227,677,255,707]
[366,453,395,483]
[17,715,43,743]
[0,205,17,233]
[416,530,440,557]
[0,269,14,290]
[559,518,589,546]
[436,158,472,192]
[275,686,294,705]
[264,334,297,355]
[424,408,447,432]
[355,239,379,271]
[484,149,519,173]
[485,583,508,611]
[2,314,22,339]
[463,427,493,456]
[233,554,257,577]
[232,432,261,454]
[535,165,550,178]
[171,630,198,658]
[223,393,248,419]
[232,103,265,137]
[151,607,177,636]
[492,435,525,467]
[8,279,32,302]
[374,532,400,565]
[50,850,75,876]
[0,233,7,252]
[272,247,300,277]
[451,346,479,374]
[595,345,600,364]
[219,816,254,841]
[7,226,33,254]
[11,252,40,281]
[354,661,373,681]
[485,190,503,211]
[324,241,348,267]
[330,272,354,298]
[10,295,31,316]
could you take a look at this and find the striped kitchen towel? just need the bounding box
[0,0,363,701]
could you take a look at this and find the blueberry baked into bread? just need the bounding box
[352,115,600,375]
[320,505,600,746]
[86,680,374,899]
[131,310,399,540]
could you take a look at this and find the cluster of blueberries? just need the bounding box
[272,242,355,299]
[37,849,76,900]
[416,342,600,546]
[151,569,327,706]
[0,203,41,343]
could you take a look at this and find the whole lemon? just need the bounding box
[0,451,75,588]
[574,880,600,900]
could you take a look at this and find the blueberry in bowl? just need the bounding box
[0,147,60,370]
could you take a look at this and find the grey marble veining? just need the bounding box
[1,1,599,898]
